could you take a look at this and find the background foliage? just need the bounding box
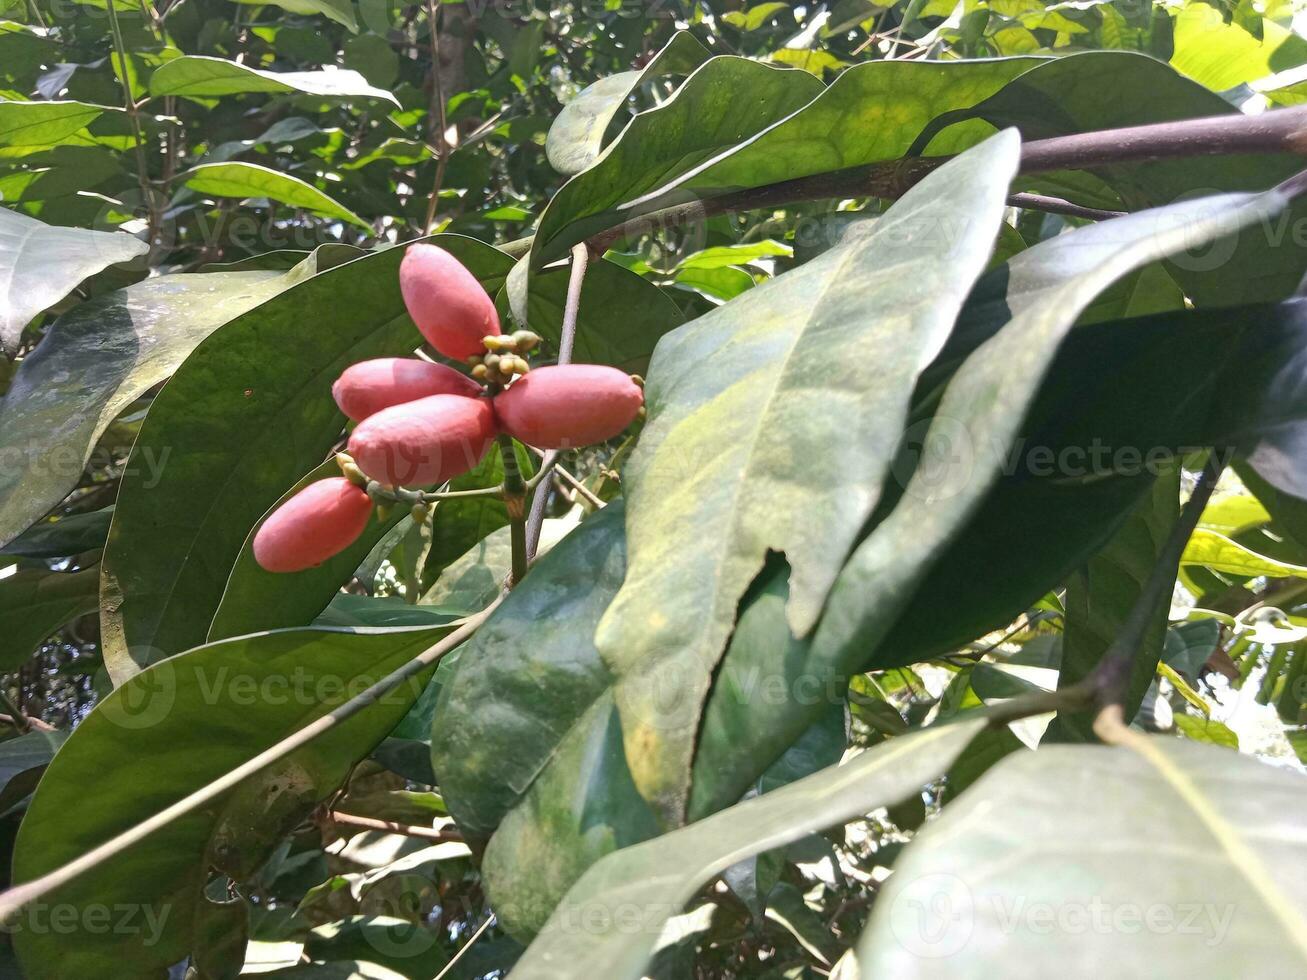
[2,0,1307,976]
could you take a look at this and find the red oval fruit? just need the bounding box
[492,364,643,449]
[253,477,373,573]
[400,244,500,361]
[348,393,498,487]
[332,357,481,421]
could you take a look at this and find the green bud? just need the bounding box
[336,452,369,488]
[483,353,501,372]
[467,354,484,367]
[511,330,541,352]
[484,334,516,353]
[411,502,430,523]
[471,363,489,381]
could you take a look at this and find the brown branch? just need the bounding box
[585,105,1307,254]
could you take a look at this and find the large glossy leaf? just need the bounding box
[810,181,1298,701]
[0,206,147,354]
[432,504,629,839]
[544,31,710,176]
[149,55,396,104]
[530,56,827,264]
[690,185,1299,810]
[100,236,511,682]
[0,270,293,547]
[182,162,370,230]
[207,458,407,642]
[596,132,1020,825]
[509,719,986,979]
[1044,469,1180,743]
[530,56,1040,265]
[11,622,453,979]
[857,739,1307,975]
[0,566,97,670]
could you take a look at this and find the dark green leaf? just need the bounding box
[0,567,97,670]
[0,270,294,547]
[12,622,450,979]
[858,738,1307,975]
[598,132,1020,825]
[510,719,985,979]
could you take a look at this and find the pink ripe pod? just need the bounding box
[400,244,501,361]
[332,357,481,422]
[492,365,644,449]
[348,393,498,487]
[253,477,373,573]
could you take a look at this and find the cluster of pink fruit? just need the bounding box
[252,244,644,574]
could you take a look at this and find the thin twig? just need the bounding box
[327,811,463,842]
[422,0,450,236]
[434,914,496,980]
[582,105,1307,256]
[0,602,500,925]
[1007,193,1125,222]
[105,0,157,256]
[0,691,31,733]
[554,463,604,509]
[497,435,528,585]
[525,243,591,559]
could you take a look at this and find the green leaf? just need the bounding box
[1237,461,1307,552]
[231,0,358,32]
[673,240,791,271]
[532,56,827,264]
[1181,528,1307,579]
[432,504,628,837]
[0,270,291,548]
[0,729,67,813]
[182,162,371,230]
[509,719,985,979]
[1170,3,1307,93]
[207,458,408,642]
[857,738,1307,974]
[531,56,1041,266]
[11,622,450,979]
[810,178,1297,711]
[0,99,120,153]
[1045,468,1180,743]
[149,55,397,104]
[0,206,147,354]
[100,236,511,681]
[597,132,1021,825]
[545,31,711,176]
[302,916,448,978]
[0,567,98,669]
[1174,713,1239,749]
[0,507,112,558]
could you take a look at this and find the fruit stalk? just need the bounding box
[497,433,528,585]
